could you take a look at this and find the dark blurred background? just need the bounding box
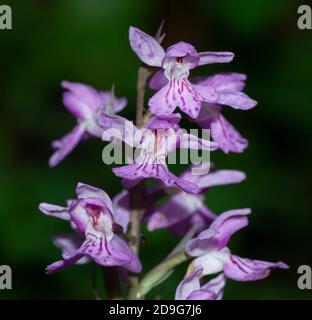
[0,0,311,299]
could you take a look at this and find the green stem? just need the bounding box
[128,65,151,291]
[129,251,190,299]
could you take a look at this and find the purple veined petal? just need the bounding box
[147,193,204,231]
[179,162,213,185]
[190,248,230,276]
[205,208,251,250]
[198,51,234,66]
[68,199,90,232]
[201,273,226,300]
[113,163,156,180]
[175,266,203,300]
[39,203,70,220]
[185,208,250,256]
[210,114,249,154]
[164,42,199,69]
[224,255,289,281]
[80,234,142,273]
[61,81,101,119]
[195,104,221,129]
[148,82,179,116]
[112,190,130,233]
[148,79,203,119]
[185,228,218,257]
[96,112,139,147]
[217,91,257,110]
[165,42,198,58]
[179,132,219,152]
[149,70,168,91]
[196,169,246,189]
[164,168,201,194]
[109,235,142,273]
[145,114,181,130]
[99,91,127,114]
[114,163,177,188]
[129,26,165,67]
[193,84,219,105]
[49,125,85,167]
[75,182,113,214]
[114,164,200,194]
[53,233,89,264]
[45,252,85,274]
[198,73,247,92]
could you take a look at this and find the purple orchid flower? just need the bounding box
[49,81,127,167]
[97,112,218,194]
[195,73,255,153]
[175,266,226,300]
[129,27,256,119]
[39,183,141,274]
[185,209,288,282]
[147,163,246,235]
[50,189,131,267]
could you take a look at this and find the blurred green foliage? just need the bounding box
[0,0,311,299]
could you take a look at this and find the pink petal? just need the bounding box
[210,114,248,153]
[99,91,127,114]
[149,70,168,91]
[49,125,85,167]
[201,273,226,300]
[224,255,289,281]
[97,112,138,147]
[61,81,101,119]
[175,266,203,300]
[186,208,250,256]
[217,91,257,110]
[147,193,203,231]
[195,169,246,189]
[75,182,113,214]
[149,79,203,118]
[39,203,70,220]
[112,190,130,233]
[129,26,165,67]
[199,73,247,92]
[198,51,234,66]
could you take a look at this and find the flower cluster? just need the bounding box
[39,25,288,300]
